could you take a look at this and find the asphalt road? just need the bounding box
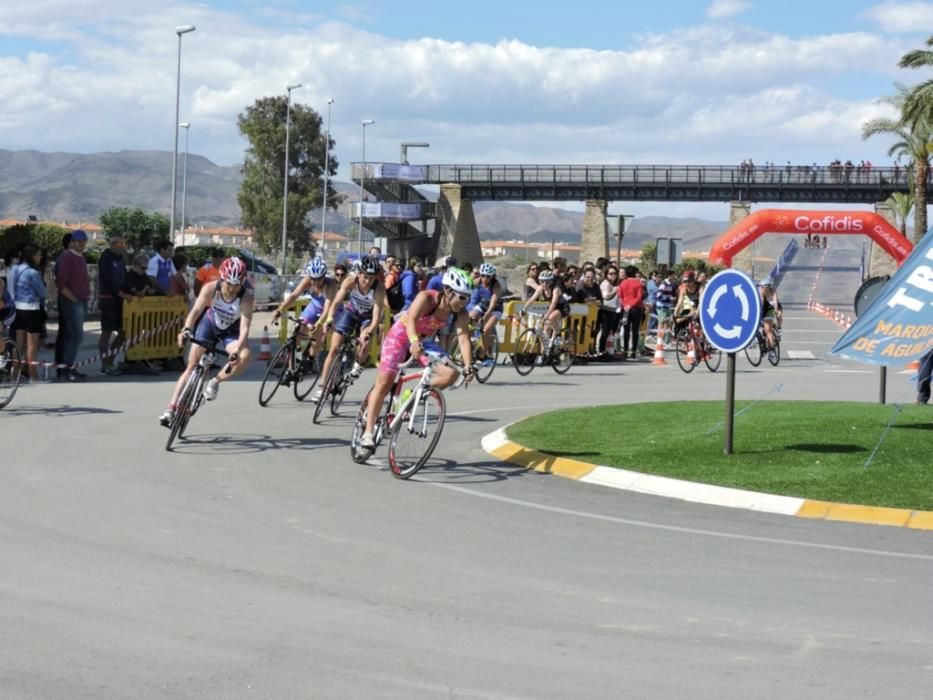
[1,268,931,699]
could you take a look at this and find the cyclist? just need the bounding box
[522,269,569,342]
[759,278,783,350]
[673,271,701,334]
[159,257,254,426]
[311,254,385,402]
[273,257,338,375]
[466,262,503,365]
[357,267,476,450]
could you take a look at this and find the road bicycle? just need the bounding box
[745,323,782,367]
[165,338,235,451]
[511,313,575,376]
[258,315,323,406]
[674,316,722,373]
[312,325,362,424]
[0,337,22,410]
[448,320,498,383]
[350,351,470,479]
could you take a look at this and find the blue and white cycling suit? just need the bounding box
[332,276,377,337]
[194,281,248,348]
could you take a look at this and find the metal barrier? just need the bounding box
[278,300,391,367]
[123,296,187,361]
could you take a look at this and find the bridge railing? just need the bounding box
[417,164,915,187]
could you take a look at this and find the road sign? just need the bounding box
[699,270,762,353]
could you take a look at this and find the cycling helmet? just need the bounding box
[759,277,773,287]
[478,262,496,277]
[305,257,327,279]
[442,267,473,295]
[219,257,247,283]
[538,270,556,284]
[358,254,380,275]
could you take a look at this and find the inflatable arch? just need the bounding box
[708,209,913,268]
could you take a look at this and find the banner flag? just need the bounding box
[829,233,933,366]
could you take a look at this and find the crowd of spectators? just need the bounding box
[737,158,898,185]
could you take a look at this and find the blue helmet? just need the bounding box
[305,257,327,279]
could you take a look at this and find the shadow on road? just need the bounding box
[170,432,349,455]
[0,404,122,417]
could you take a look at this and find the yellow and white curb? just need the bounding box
[481,427,933,531]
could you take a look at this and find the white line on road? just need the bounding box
[432,485,933,561]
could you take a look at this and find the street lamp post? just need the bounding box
[281,82,302,275]
[179,122,190,245]
[170,25,196,244]
[320,98,334,259]
[358,119,375,256]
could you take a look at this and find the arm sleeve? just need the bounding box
[146,256,159,277]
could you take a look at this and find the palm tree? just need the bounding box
[862,85,931,243]
[886,191,914,237]
[899,36,933,125]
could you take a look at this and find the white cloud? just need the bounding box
[0,1,917,184]
[862,1,933,33]
[706,0,753,19]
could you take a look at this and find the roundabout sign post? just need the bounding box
[699,270,762,454]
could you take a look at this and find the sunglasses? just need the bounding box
[451,291,470,302]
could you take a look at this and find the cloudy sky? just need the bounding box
[2,0,933,219]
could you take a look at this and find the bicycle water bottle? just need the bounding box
[394,388,413,412]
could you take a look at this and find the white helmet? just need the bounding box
[478,262,496,277]
[538,270,555,284]
[442,267,473,295]
[304,257,327,279]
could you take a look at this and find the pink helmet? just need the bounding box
[219,257,247,283]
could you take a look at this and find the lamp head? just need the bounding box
[286,82,302,91]
[176,25,196,35]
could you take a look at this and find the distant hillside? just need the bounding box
[0,149,736,247]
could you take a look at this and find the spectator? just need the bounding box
[646,271,659,336]
[917,348,933,405]
[427,256,457,292]
[10,244,47,380]
[97,233,129,375]
[126,253,156,296]
[399,257,423,311]
[383,256,405,314]
[55,229,91,381]
[523,263,540,301]
[52,232,73,374]
[170,252,191,300]
[655,269,677,345]
[194,248,225,295]
[577,267,601,304]
[332,263,348,286]
[597,265,621,357]
[618,265,645,360]
[822,236,828,249]
[0,273,14,335]
[147,239,176,295]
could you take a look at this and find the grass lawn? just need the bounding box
[505,401,933,510]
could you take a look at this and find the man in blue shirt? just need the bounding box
[426,256,457,292]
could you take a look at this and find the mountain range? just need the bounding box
[0,149,729,249]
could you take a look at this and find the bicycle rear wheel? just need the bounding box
[293,348,322,401]
[330,352,353,416]
[388,388,445,479]
[312,356,340,424]
[475,333,499,383]
[258,344,290,406]
[675,329,697,374]
[551,328,575,375]
[512,328,541,376]
[0,340,23,410]
[768,340,781,366]
[744,335,764,367]
[703,341,722,372]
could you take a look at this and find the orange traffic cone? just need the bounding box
[652,338,667,365]
[258,325,272,361]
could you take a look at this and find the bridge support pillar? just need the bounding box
[581,200,609,263]
[435,184,483,266]
[869,201,899,278]
[728,201,754,275]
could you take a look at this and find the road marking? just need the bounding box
[433,484,933,561]
[785,350,816,359]
[824,369,874,374]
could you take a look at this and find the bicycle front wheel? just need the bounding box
[675,329,697,374]
[293,349,322,401]
[704,341,722,372]
[745,336,764,367]
[768,340,781,366]
[330,353,353,416]
[388,388,446,479]
[512,328,542,376]
[258,344,290,406]
[551,328,575,375]
[351,386,393,464]
[475,333,499,383]
[0,340,23,410]
[166,368,201,451]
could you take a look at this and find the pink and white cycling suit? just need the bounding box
[379,290,451,374]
